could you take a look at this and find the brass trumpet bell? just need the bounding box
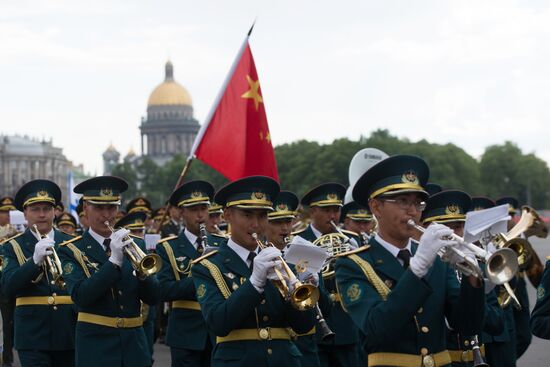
[485,247,519,285]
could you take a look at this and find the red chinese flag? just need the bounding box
[191,39,279,181]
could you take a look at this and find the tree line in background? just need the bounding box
[112,129,550,209]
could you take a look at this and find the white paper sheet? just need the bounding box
[283,241,328,274]
[464,205,510,243]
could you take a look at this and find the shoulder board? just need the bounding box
[59,235,83,247]
[158,235,178,244]
[191,250,219,264]
[334,245,370,258]
[128,234,143,239]
[0,232,23,245]
[291,228,306,236]
[341,229,359,237]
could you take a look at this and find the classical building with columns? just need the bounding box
[0,135,85,200]
[103,61,200,172]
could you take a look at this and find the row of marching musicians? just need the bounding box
[1,154,550,367]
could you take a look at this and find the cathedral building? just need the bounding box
[103,61,200,173]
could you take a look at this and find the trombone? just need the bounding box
[104,221,162,277]
[31,224,65,288]
[407,220,519,286]
[252,233,319,310]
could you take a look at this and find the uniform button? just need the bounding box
[120,305,124,310]
[263,316,269,322]
[118,290,123,295]
[420,347,429,355]
[421,326,429,333]
[267,348,273,355]
[52,292,57,297]
[261,300,266,305]
[417,307,423,314]
[53,306,58,311]
[464,340,470,347]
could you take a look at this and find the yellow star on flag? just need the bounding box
[241,75,263,111]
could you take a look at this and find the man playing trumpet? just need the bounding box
[335,155,486,367]
[192,176,316,366]
[1,179,77,367]
[57,176,160,367]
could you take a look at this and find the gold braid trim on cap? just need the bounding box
[348,254,390,300]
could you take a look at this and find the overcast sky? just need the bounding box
[2,0,550,174]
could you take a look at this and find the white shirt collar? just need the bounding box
[46,228,55,240]
[88,227,112,251]
[374,233,412,266]
[227,238,258,267]
[310,224,322,239]
[184,228,199,250]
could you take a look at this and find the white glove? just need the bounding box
[297,270,319,287]
[410,223,458,278]
[444,242,481,278]
[33,237,55,265]
[108,228,132,267]
[250,247,282,292]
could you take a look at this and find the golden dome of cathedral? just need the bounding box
[147,61,192,106]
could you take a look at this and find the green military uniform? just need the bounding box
[156,180,223,367]
[1,180,76,366]
[530,258,550,339]
[268,191,324,367]
[496,197,532,360]
[335,155,485,367]
[114,210,157,364]
[422,190,502,366]
[471,196,518,367]
[191,176,317,367]
[57,176,160,367]
[297,183,359,367]
[0,196,17,366]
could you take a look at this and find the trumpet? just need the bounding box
[31,224,65,288]
[407,220,519,286]
[252,233,319,310]
[104,221,162,277]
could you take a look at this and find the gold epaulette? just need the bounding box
[334,245,370,258]
[158,235,178,243]
[59,235,83,246]
[291,228,306,236]
[341,229,359,237]
[191,250,219,265]
[129,234,143,239]
[0,232,23,245]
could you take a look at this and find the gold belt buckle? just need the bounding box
[116,318,124,328]
[422,354,435,367]
[258,327,271,340]
[47,296,55,305]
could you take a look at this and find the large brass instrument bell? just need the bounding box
[494,205,547,270]
[104,221,162,277]
[252,233,319,310]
